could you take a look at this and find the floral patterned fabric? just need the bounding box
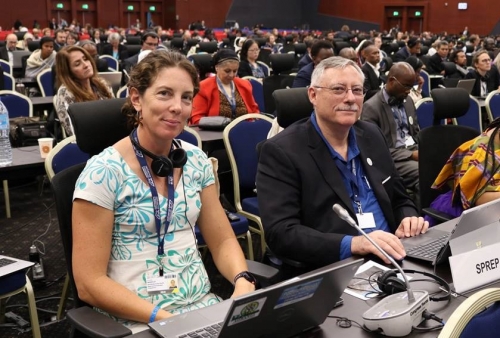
[73,141,219,332]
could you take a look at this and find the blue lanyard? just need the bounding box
[131,129,175,256]
[216,76,236,118]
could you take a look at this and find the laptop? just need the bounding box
[11,51,32,68]
[98,72,122,96]
[149,258,364,338]
[401,198,500,265]
[0,255,34,277]
[456,79,476,94]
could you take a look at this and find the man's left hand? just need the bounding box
[395,216,429,238]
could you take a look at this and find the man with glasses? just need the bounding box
[361,62,420,209]
[0,33,23,63]
[123,32,160,73]
[257,57,426,276]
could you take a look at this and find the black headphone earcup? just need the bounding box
[170,148,187,168]
[151,156,173,177]
[377,270,406,295]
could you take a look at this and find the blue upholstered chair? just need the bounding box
[0,90,33,118]
[223,113,274,255]
[177,126,254,260]
[99,55,119,72]
[419,69,431,98]
[453,95,482,131]
[243,77,265,112]
[485,89,500,121]
[44,135,89,320]
[414,98,435,130]
[438,288,500,338]
[0,59,12,75]
[116,85,128,98]
[36,68,53,97]
[3,72,14,91]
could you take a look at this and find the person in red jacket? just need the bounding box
[190,49,259,125]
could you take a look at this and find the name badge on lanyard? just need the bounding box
[216,76,236,118]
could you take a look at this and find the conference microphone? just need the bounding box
[332,204,429,337]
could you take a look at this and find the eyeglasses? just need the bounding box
[391,76,414,91]
[248,49,260,52]
[313,85,365,97]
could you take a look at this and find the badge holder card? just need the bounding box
[449,242,500,294]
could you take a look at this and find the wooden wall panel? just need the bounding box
[175,0,232,30]
[318,0,496,35]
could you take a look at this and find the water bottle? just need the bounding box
[0,100,12,166]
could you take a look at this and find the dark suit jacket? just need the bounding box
[101,44,129,62]
[292,62,313,88]
[427,54,446,75]
[297,54,312,70]
[361,90,420,162]
[0,46,23,62]
[237,60,268,78]
[362,63,382,100]
[123,53,139,73]
[0,66,4,90]
[465,65,500,97]
[394,47,411,62]
[256,119,418,269]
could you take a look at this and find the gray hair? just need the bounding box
[108,32,121,43]
[310,56,364,87]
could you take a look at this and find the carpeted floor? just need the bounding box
[0,177,262,338]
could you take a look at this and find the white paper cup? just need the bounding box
[38,138,54,159]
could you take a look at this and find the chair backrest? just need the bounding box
[187,53,213,80]
[0,59,12,75]
[37,68,53,97]
[454,96,482,131]
[198,42,218,54]
[27,41,40,52]
[99,55,119,71]
[420,69,431,98]
[419,88,480,210]
[176,126,202,148]
[68,98,130,156]
[125,36,141,45]
[125,44,141,57]
[438,288,500,338]
[273,87,313,128]
[269,53,295,75]
[245,77,265,112]
[294,43,307,56]
[257,48,272,67]
[3,73,14,91]
[44,135,89,180]
[0,90,33,118]
[256,61,270,77]
[223,114,273,206]
[485,89,500,121]
[51,163,89,309]
[116,85,128,98]
[414,98,435,129]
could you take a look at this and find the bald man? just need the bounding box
[0,33,22,63]
[361,62,421,208]
[338,47,358,62]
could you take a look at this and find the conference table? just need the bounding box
[0,146,45,218]
[125,240,495,338]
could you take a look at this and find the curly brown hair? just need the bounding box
[122,50,199,127]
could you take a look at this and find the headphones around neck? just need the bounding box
[129,131,187,177]
[387,96,406,107]
[377,269,451,302]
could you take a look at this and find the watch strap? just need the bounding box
[233,271,256,285]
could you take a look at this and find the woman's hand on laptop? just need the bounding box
[231,278,256,298]
[395,216,429,238]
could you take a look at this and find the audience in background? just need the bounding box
[53,29,67,51]
[102,32,129,62]
[297,37,314,70]
[466,49,500,97]
[427,40,449,75]
[448,49,468,79]
[237,39,268,79]
[0,33,22,63]
[191,49,259,125]
[66,31,79,46]
[394,37,421,62]
[123,32,159,72]
[362,62,421,208]
[79,40,108,72]
[292,40,334,88]
[405,56,425,103]
[361,44,383,100]
[54,45,113,136]
[25,36,56,78]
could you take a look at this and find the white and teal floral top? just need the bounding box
[74,141,219,332]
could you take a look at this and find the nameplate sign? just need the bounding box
[449,242,500,293]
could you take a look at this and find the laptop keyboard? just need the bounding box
[179,322,223,338]
[0,258,16,267]
[406,235,449,260]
